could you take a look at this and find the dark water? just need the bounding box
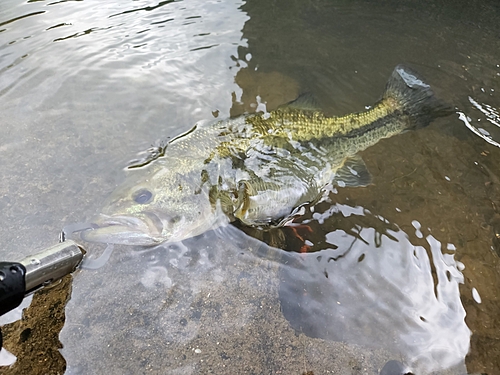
[1,0,500,374]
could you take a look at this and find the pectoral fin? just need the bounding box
[234,180,253,220]
[334,155,372,187]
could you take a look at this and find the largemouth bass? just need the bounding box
[81,65,450,246]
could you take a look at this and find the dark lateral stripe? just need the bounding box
[339,111,403,139]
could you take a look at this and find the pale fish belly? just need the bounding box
[239,183,316,226]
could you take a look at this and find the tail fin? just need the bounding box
[383,65,452,129]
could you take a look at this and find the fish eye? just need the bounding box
[133,189,153,204]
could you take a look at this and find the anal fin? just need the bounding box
[334,155,372,187]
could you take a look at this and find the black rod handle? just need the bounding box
[0,262,26,317]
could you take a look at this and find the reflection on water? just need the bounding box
[60,225,393,374]
[458,96,500,148]
[278,205,469,373]
[1,0,500,374]
[61,202,472,373]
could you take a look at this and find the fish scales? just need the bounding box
[245,97,398,141]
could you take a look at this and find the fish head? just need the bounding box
[81,163,221,246]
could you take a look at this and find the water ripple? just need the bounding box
[458,96,500,148]
[108,0,179,18]
[0,10,45,28]
[279,207,470,374]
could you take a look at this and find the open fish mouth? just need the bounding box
[80,213,165,246]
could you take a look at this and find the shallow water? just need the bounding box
[1,0,500,374]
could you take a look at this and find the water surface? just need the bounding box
[1,0,500,374]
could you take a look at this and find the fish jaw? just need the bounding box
[80,205,231,246]
[80,214,165,246]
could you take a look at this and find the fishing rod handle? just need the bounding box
[0,262,26,317]
[0,240,84,318]
[19,240,84,294]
